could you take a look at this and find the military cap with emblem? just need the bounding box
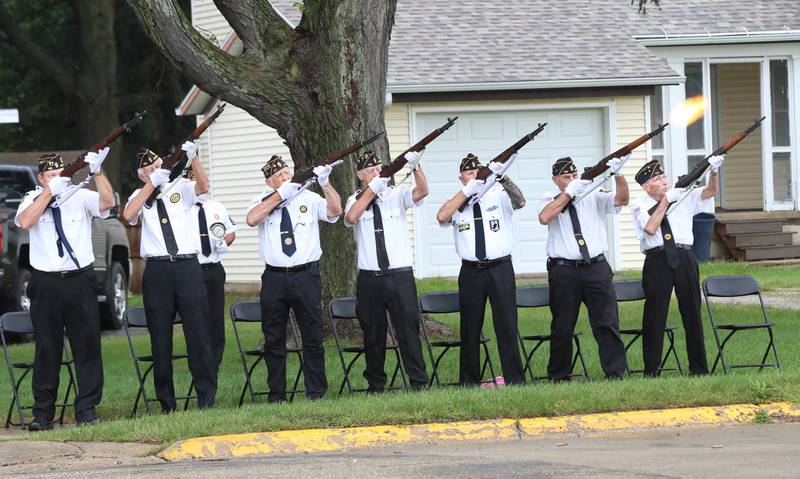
[38,153,65,173]
[137,148,161,168]
[552,157,577,176]
[459,153,482,172]
[355,150,381,171]
[261,155,288,178]
[634,159,665,185]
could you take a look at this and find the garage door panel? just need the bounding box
[414,108,607,278]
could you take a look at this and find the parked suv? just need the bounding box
[0,164,130,329]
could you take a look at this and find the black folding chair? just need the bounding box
[1,311,76,429]
[702,275,781,374]
[122,306,196,416]
[615,280,683,376]
[417,291,497,387]
[515,285,588,382]
[328,296,407,394]
[230,300,304,406]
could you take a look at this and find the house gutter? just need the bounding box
[636,29,800,47]
[387,76,683,95]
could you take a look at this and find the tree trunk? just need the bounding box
[127,0,398,308]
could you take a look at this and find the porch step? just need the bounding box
[740,245,800,261]
[719,220,784,235]
[728,232,795,248]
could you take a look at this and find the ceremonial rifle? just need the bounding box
[355,117,458,204]
[52,111,147,207]
[457,122,547,211]
[146,103,226,207]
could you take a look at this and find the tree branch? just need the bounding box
[213,0,294,56]
[127,0,298,129]
[0,0,76,97]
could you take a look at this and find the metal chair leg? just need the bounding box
[572,336,589,379]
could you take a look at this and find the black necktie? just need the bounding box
[660,216,680,269]
[155,199,179,255]
[372,204,390,270]
[50,206,80,269]
[197,203,212,257]
[280,207,297,256]
[472,202,487,260]
[567,204,591,263]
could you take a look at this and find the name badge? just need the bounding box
[458,223,471,232]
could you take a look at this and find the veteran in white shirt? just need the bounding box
[15,149,113,430]
[436,153,526,386]
[246,154,341,402]
[122,142,217,413]
[344,149,429,392]
[537,155,629,381]
[630,155,724,377]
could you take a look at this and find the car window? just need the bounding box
[0,170,36,198]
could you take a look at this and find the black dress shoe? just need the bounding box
[27,420,54,431]
[77,417,99,426]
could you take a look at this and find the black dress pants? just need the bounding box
[28,268,103,423]
[356,269,428,392]
[641,249,709,376]
[547,259,627,380]
[142,258,217,412]
[458,260,524,385]
[260,263,327,402]
[201,262,226,370]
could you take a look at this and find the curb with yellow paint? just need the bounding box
[159,402,800,461]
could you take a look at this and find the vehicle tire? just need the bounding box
[16,268,32,312]
[100,262,128,330]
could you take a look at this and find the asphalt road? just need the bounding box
[2,423,799,478]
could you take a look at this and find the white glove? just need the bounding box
[404,150,424,169]
[665,187,686,203]
[313,165,333,187]
[461,178,485,197]
[564,179,590,198]
[487,160,506,176]
[85,147,110,174]
[149,169,171,188]
[607,154,628,175]
[368,176,390,195]
[708,154,725,173]
[47,177,71,197]
[277,181,301,200]
[181,141,198,161]
[215,240,229,255]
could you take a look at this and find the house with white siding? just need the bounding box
[179,0,800,285]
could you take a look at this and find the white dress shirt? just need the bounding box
[127,179,200,258]
[15,188,109,272]
[537,188,619,260]
[247,189,338,267]
[188,197,238,264]
[344,185,422,271]
[441,183,514,261]
[631,188,713,252]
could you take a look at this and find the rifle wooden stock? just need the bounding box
[144,103,226,206]
[674,116,765,188]
[457,123,547,212]
[354,117,458,202]
[581,123,668,181]
[61,111,147,178]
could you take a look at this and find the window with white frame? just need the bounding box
[684,62,707,181]
[770,59,792,202]
[649,86,665,166]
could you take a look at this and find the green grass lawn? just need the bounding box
[1,262,798,445]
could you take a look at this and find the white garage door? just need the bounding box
[413,108,608,278]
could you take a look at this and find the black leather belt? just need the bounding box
[462,255,512,269]
[33,265,92,278]
[359,266,413,277]
[548,254,606,269]
[200,262,222,270]
[644,244,692,255]
[265,261,317,273]
[147,254,198,262]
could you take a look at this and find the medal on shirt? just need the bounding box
[299,205,308,213]
[489,219,500,232]
[170,193,181,203]
[209,222,227,240]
